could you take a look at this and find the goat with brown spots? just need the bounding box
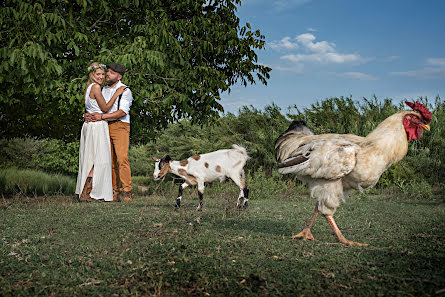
[153,145,249,211]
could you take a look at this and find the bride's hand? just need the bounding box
[115,86,127,96]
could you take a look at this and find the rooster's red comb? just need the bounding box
[405,101,432,124]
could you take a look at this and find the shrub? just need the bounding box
[0,137,44,169]
[32,139,79,175]
[0,137,79,176]
[129,144,154,177]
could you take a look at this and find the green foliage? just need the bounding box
[288,95,400,136]
[32,139,80,175]
[246,167,307,200]
[0,137,44,169]
[0,0,270,141]
[378,160,417,188]
[1,96,443,195]
[0,168,75,196]
[0,137,79,176]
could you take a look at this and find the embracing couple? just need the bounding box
[75,62,133,203]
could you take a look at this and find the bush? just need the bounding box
[246,167,307,200]
[0,137,44,169]
[129,144,155,177]
[33,139,80,175]
[0,137,79,176]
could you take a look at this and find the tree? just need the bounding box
[0,0,271,142]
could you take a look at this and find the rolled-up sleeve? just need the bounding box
[119,89,133,115]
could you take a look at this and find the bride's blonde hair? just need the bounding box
[83,62,106,103]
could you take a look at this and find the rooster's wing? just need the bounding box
[276,134,359,180]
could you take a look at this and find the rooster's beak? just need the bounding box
[421,124,430,131]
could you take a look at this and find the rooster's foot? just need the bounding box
[292,228,314,240]
[338,239,368,247]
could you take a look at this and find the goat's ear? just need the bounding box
[165,155,172,162]
[152,156,159,162]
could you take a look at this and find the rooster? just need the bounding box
[275,101,431,246]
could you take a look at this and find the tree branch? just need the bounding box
[90,13,105,30]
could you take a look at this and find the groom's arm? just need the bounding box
[103,110,126,120]
[84,110,126,122]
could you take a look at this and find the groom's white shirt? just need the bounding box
[102,80,133,124]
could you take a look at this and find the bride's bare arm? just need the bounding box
[90,84,127,113]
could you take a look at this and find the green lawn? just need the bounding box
[1,193,444,296]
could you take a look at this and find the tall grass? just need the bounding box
[0,168,75,196]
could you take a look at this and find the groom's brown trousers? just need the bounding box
[108,121,132,200]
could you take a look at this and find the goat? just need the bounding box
[152,145,250,211]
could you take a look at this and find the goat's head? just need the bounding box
[152,155,172,180]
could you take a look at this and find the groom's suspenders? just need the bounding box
[107,94,124,123]
[117,94,123,111]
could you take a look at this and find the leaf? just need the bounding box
[1,0,270,141]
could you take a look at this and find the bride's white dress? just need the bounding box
[75,83,113,201]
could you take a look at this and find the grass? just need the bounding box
[1,191,444,296]
[0,168,76,197]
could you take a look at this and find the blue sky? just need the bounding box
[220,0,445,114]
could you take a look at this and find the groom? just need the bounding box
[85,63,134,202]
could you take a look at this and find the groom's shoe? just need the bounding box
[122,191,133,202]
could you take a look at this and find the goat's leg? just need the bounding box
[196,182,205,211]
[175,182,189,208]
[230,173,249,210]
[242,186,249,209]
[238,185,249,210]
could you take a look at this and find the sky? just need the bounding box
[220,0,445,114]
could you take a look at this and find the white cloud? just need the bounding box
[427,58,445,67]
[282,52,363,64]
[268,37,299,50]
[296,33,335,53]
[273,64,305,73]
[272,32,366,65]
[391,57,445,79]
[307,27,317,32]
[342,72,378,81]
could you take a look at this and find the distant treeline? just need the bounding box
[1,96,443,191]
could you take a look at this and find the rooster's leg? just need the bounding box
[292,203,319,240]
[325,215,368,246]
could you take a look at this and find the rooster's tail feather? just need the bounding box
[275,120,313,149]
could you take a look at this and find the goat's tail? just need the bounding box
[232,144,249,160]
